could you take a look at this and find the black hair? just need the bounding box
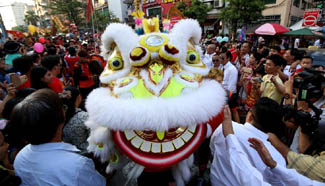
[267,54,286,67]
[8,89,65,145]
[258,43,266,49]
[62,86,80,122]
[30,66,50,90]
[13,56,34,75]
[30,53,41,63]
[78,50,89,58]
[220,46,228,53]
[47,45,57,56]
[252,52,262,63]
[220,50,232,60]
[302,55,313,62]
[288,48,300,60]
[41,55,60,71]
[67,47,77,56]
[255,64,266,76]
[252,97,285,138]
[270,46,281,53]
[261,48,269,58]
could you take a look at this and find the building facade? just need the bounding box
[262,0,314,27]
[0,0,34,30]
[142,0,188,18]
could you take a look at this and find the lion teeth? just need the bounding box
[131,136,144,148]
[125,127,195,153]
[140,140,151,152]
[188,125,196,133]
[181,130,193,142]
[151,142,161,153]
[125,130,136,140]
[172,137,185,149]
[162,141,175,153]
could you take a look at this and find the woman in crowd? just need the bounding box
[30,66,53,90]
[62,86,89,154]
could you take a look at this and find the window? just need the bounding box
[257,15,281,24]
[214,0,223,7]
[147,7,161,17]
[263,0,276,5]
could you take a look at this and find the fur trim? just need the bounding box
[101,23,139,62]
[172,154,194,186]
[167,19,208,75]
[86,121,115,162]
[169,19,201,45]
[174,72,199,88]
[113,76,139,95]
[124,163,145,186]
[100,67,131,84]
[140,68,173,96]
[86,80,226,131]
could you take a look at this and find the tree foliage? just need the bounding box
[46,0,85,26]
[220,0,265,34]
[24,10,40,26]
[88,10,119,32]
[177,0,212,25]
[12,25,26,32]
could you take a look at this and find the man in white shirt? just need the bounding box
[221,105,324,186]
[12,89,106,186]
[220,50,238,93]
[202,44,216,69]
[283,49,300,77]
[210,97,286,186]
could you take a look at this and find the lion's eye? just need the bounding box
[109,57,123,70]
[186,50,199,64]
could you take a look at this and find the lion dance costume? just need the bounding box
[85,18,226,186]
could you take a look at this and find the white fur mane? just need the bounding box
[86,80,226,131]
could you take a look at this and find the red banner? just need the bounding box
[302,9,320,27]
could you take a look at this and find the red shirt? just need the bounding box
[229,48,238,62]
[48,77,63,93]
[18,79,31,90]
[64,55,80,75]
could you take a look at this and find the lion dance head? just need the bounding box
[86,19,226,185]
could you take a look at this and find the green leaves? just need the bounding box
[177,0,212,25]
[220,0,265,33]
[46,0,85,26]
[24,10,40,25]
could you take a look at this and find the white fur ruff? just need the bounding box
[86,80,226,131]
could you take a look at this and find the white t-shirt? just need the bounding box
[314,39,321,47]
[294,38,300,49]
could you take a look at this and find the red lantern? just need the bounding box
[39,37,46,44]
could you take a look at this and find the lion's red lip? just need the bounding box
[113,124,207,170]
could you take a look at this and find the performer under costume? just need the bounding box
[85,18,226,186]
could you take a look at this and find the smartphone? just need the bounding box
[9,73,21,88]
[9,73,28,88]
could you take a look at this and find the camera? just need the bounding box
[282,104,321,136]
[293,69,324,101]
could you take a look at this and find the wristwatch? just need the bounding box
[284,93,291,99]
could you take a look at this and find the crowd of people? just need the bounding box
[201,35,325,185]
[0,30,323,186]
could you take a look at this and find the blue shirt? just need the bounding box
[14,142,106,186]
[5,53,21,66]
